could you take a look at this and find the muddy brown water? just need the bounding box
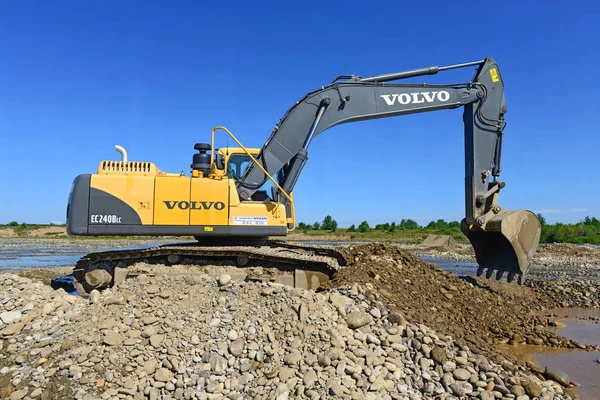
[499,308,600,399]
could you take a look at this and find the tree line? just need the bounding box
[297,216,460,234]
[297,214,600,244]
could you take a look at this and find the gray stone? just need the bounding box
[510,385,525,396]
[544,366,570,385]
[346,311,373,329]
[388,312,406,326]
[143,359,158,374]
[328,382,344,397]
[229,338,245,356]
[284,352,302,366]
[146,285,160,294]
[0,311,22,324]
[278,367,297,382]
[303,369,318,386]
[218,274,232,286]
[9,388,28,400]
[155,368,171,382]
[524,381,542,397]
[150,334,164,347]
[103,331,123,346]
[1,322,24,336]
[453,368,471,381]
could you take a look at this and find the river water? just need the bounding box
[1,239,598,397]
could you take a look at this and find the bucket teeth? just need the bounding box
[495,269,505,280]
[477,266,523,284]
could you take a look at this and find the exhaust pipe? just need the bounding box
[115,145,128,163]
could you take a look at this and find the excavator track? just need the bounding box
[72,241,347,296]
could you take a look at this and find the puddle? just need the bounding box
[0,242,167,270]
[499,310,600,400]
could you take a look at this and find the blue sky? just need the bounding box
[1,1,598,227]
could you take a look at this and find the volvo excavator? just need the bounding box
[66,56,541,295]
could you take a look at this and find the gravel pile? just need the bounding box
[331,244,599,357]
[0,268,582,400]
[527,279,600,309]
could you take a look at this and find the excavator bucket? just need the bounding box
[461,210,541,282]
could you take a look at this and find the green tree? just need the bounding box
[312,221,321,230]
[537,213,547,227]
[399,219,419,230]
[321,215,338,231]
[388,222,396,232]
[358,221,370,233]
[8,221,18,226]
[297,222,307,230]
[347,224,356,232]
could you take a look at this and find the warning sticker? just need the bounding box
[233,216,268,225]
[489,68,499,82]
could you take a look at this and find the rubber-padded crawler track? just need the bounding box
[72,241,346,295]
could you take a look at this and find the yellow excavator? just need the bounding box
[66,56,541,295]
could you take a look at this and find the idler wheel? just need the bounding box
[85,262,114,289]
[236,255,249,267]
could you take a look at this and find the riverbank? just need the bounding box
[2,240,599,398]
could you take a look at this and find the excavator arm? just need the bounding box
[237,57,541,282]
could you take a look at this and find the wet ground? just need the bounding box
[499,308,600,400]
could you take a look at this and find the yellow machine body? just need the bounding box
[66,148,290,238]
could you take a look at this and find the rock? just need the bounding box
[103,331,123,346]
[229,338,245,356]
[449,383,467,397]
[218,274,232,286]
[303,369,318,386]
[544,366,570,385]
[453,368,471,381]
[388,312,406,326]
[89,290,101,303]
[146,285,160,294]
[1,322,24,336]
[328,382,344,397]
[141,326,157,338]
[144,359,158,375]
[227,330,238,340]
[318,354,331,367]
[524,381,542,397]
[480,390,495,400]
[298,302,308,322]
[346,311,373,329]
[30,388,42,398]
[9,388,28,400]
[369,308,381,319]
[510,384,525,396]
[149,334,164,347]
[0,311,22,324]
[155,368,171,382]
[278,367,296,382]
[284,352,302,366]
[431,347,448,364]
[329,293,353,309]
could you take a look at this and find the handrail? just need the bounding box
[211,126,296,232]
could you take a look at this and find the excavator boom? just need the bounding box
[236,56,540,281]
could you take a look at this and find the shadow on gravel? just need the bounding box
[50,275,78,295]
[459,275,502,296]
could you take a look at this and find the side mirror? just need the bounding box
[215,154,225,170]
